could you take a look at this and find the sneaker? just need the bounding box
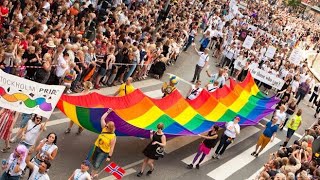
[196,164,200,169]
[187,164,193,169]
[64,128,71,134]
[251,152,256,156]
[137,172,143,177]
[216,155,221,159]
[254,153,259,157]
[212,153,217,159]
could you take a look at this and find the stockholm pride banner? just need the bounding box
[0,70,65,118]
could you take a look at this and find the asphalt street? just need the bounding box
[0,44,317,180]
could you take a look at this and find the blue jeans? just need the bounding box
[184,36,194,51]
[1,172,20,180]
[124,61,137,81]
[20,113,31,128]
[92,147,109,170]
[215,134,233,155]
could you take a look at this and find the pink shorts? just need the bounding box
[199,143,211,155]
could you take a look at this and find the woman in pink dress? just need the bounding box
[0,108,20,152]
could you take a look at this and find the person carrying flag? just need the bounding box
[90,109,116,176]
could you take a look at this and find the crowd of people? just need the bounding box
[0,0,319,179]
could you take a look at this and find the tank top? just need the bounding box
[94,129,116,153]
[152,133,163,144]
[203,131,218,148]
[286,103,296,115]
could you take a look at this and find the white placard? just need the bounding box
[0,70,65,118]
[242,36,255,49]
[289,48,304,65]
[234,59,246,70]
[248,25,258,32]
[250,68,285,90]
[265,46,277,59]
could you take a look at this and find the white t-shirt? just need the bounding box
[23,121,41,146]
[207,84,219,92]
[224,121,240,138]
[72,169,91,180]
[274,110,286,125]
[197,52,209,67]
[187,85,203,100]
[56,56,68,77]
[291,80,299,93]
[28,165,50,180]
[5,153,27,176]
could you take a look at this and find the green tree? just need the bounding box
[287,0,301,8]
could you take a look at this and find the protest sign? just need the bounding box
[0,70,65,118]
[242,36,255,49]
[265,46,277,59]
[289,48,304,65]
[234,59,246,70]
[250,68,285,90]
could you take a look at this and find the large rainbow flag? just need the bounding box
[57,73,279,138]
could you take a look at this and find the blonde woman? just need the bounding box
[137,123,166,177]
[65,81,93,135]
[91,109,116,176]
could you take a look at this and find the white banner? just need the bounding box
[0,70,65,118]
[250,68,285,90]
[265,46,277,59]
[289,48,304,65]
[242,36,255,49]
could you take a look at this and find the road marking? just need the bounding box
[144,89,163,98]
[246,167,264,180]
[12,118,70,134]
[181,126,260,166]
[111,135,202,177]
[99,168,136,180]
[207,138,281,179]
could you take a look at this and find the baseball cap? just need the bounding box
[234,116,240,121]
[82,160,91,167]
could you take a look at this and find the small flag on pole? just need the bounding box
[104,162,125,179]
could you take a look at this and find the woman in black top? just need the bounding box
[187,125,219,169]
[137,123,166,177]
[281,99,297,130]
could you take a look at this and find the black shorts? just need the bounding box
[287,128,295,139]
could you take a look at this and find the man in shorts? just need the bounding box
[251,117,278,157]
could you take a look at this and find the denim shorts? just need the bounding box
[99,68,107,76]
[92,146,109,170]
[20,113,31,128]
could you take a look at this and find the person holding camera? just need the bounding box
[32,133,58,167]
[137,123,166,177]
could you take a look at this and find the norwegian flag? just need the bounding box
[104,162,125,179]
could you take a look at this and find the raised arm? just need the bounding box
[100,108,113,129]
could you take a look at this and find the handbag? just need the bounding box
[155,146,164,158]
